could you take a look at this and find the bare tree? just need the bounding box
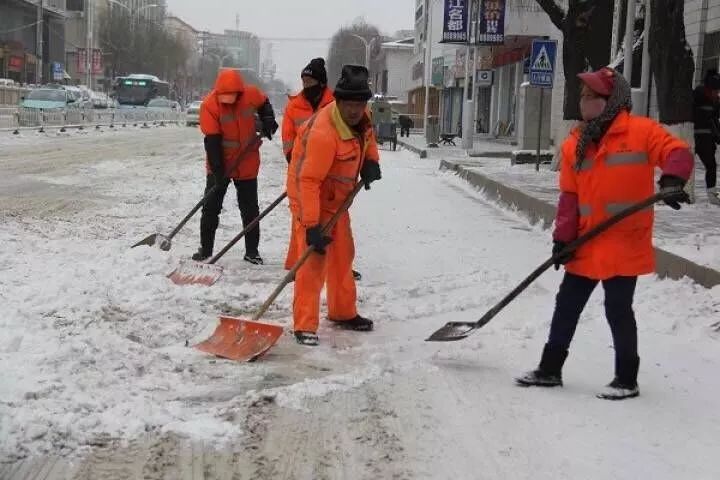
[535,0,614,120]
[326,19,385,89]
[648,0,694,124]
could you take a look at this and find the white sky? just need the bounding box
[167,0,415,89]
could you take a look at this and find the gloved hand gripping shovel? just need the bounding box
[131,137,262,250]
[194,182,363,362]
[426,190,678,342]
[168,191,288,286]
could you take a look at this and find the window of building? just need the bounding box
[66,0,84,11]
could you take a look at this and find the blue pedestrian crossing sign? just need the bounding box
[529,39,557,88]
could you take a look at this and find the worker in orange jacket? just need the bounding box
[195,68,278,264]
[516,68,693,400]
[287,65,381,346]
[281,58,362,280]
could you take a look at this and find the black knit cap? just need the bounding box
[334,64,373,102]
[301,58,328,85]
[705,68,720,89]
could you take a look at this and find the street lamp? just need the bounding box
[349,34,378,69]
[206,52,234,67]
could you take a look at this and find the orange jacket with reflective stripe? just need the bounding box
[200,69,268,180]
[558,110,689,280]
[281,88,335,156]
[287,102,379,227]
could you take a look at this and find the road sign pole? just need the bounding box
[536,87,544,172]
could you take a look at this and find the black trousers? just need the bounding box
[199,175,260,255]
[695,135,717,188]
[400,127,410,137]
[547,272,639,384]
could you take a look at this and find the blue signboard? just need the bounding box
[476,0,506,45]
[529,39,557,88]
[51,62,64,81]
[441,0,469,44]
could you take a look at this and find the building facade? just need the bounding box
[0,0,66,85]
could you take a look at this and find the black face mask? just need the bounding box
[302,84,325,109]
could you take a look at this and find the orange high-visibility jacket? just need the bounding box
[558,110,689,280]
[200,69,268,180]
[287,102,379,227]
[282,88,335,157]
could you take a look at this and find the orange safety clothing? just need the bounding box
[200,69,268,180]
[281,88,335,157]
[558,110,689,280]
[282,87,335,270]
[286,101,379,332]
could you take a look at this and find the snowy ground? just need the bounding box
[1,127,719,479]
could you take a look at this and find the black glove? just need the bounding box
[258,99,278,140]
[552,241,574,271]
[658,174,689,210]
[262,117,279,140]
[360,160,381,190]
[306,225,332,254]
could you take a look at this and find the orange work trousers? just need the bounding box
[292,211,357,333]
[284,209,299,270]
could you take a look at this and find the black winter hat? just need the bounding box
[705,69,720,89]
[301,58,328,85]
[334,64,373,102]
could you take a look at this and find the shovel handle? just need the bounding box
[251,182,364,321]
[165,137,263,241]
[469,190,674,331]
[208,191,288,264]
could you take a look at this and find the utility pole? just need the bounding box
[461,0,476,149]
[423,0,434,145]
[36,0,43,84]
[623,0,636,84]
[86,0,93,88]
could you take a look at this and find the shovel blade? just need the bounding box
[194,316,283,361]
[425,322,479,342]
[167,260,223,286]
[131,233,172,250]
[131,233,158,248]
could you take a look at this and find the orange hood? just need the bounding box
[214,69,245,94]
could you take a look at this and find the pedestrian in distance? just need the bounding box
[194,68,278,265]
[516,67,694,400]
[692,68,720,205]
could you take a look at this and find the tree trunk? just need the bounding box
[537,0,615,120]
[649,0,694,124]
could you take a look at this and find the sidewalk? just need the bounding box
[399,136,720,288]
[397,133,515,159]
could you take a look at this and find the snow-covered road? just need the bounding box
[1,127,718,479]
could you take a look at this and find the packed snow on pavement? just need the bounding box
[1,127,719,478]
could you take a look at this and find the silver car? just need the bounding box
[185,100,202,127]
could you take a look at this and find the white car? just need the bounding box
[185,101,202,126]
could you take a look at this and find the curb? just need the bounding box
[397,138,427,158]
[439,160,720,288]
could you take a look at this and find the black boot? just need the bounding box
[294,331,319,346]
[597,356,640,400]
[328,315,374,332]
[191,248,212,262]
[516,344,568,387]
[244,253,264,265]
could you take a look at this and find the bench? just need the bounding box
[440,133,457,146]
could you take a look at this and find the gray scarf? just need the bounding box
[575,72,633,171]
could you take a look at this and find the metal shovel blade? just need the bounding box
[194,316,284,361]
[167,260,223,286]
[425,322,479,342]
[131,233,172,251]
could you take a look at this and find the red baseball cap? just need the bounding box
[577,67,616,96]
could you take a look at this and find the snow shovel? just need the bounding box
[168,191,288,286]
[131,137,262,251]
[194,182,364,362]
[426,190,678,342]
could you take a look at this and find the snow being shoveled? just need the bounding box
[0,127,718,479]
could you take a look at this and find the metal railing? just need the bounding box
[0,107,185,133]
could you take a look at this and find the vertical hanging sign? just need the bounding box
[476,0,506,45]
[441,0,469,44]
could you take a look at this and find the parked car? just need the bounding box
[0,78,17,87]
[185,100,202,126]
[21,88,74,110]
[146,97,180,112]
[90,91,111,109]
